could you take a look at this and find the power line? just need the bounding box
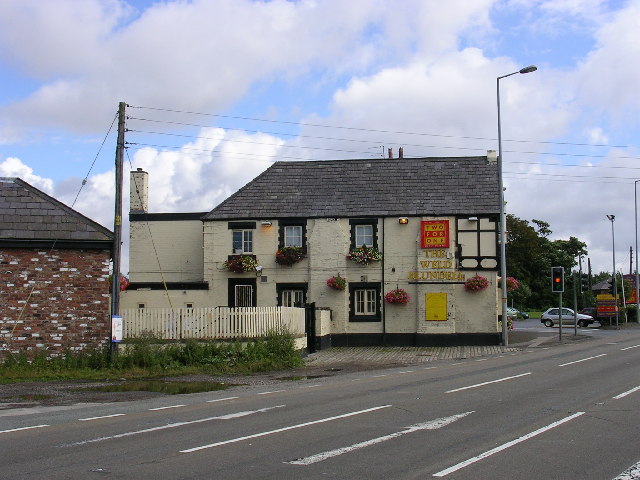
[129,104,637,150]
[126,116,640,162]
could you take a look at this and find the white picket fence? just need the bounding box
[121,306,306,341]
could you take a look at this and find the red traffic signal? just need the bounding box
[551,266,564,293]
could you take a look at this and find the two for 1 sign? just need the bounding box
[421,220,449,249]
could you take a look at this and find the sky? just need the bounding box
[1,0,639,279]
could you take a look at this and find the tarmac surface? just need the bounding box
[3,324,637,410]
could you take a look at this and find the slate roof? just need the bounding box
[0,177,113,247]
[203,156,499,220]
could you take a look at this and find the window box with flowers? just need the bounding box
[275,246,305,266]
[464,274,489,292]
[347,245,382,265]
[224,255,258,273]
[385,288,410,305]
[326,275,347,291]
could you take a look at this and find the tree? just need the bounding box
[505,215,588,309]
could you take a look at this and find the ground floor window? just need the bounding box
[276,283,307,307]
[349,282,381,322]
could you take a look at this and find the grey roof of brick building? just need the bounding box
[203,156,500,220]
[0,177,113,247]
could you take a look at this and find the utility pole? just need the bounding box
[110,101,126,353]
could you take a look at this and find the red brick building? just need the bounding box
[0,178,113,358]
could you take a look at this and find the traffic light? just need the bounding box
[580,273,589,292]
[551,266,564,293]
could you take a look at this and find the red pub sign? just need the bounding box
[421,220,450,249]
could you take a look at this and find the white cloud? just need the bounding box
[0,0,499,136]
[0,157,53,192]
[576,2,640,120]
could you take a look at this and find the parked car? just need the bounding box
[579,307,598,319]
[506,306,529,319]
[540,307,594,328]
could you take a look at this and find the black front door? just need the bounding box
[228,278,257,307]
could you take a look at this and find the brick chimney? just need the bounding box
[388,148,393,159]
[398,147,403,158]
[130,168,149,213]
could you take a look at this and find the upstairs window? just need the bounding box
[278,219,307,252]
[355,224,373,248]
[228,221,256,254]
[232,230,253,254]
[350,219,378,249]
[284,225,303,248]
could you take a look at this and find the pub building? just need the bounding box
[122,151,502,347]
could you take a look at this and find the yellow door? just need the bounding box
[426,293,447,321]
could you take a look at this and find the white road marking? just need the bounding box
[621,344,640,351]
[558,353,607,367]
[433,412,585,477]
[65,405,285,446]
[372,374,388,378]
[207,396,239,403]
[258,390,285,395]
[613,386,640,400]
[1,424,49,434]
[180,404,392,454]
[424,366,437,370]
[445,372,531,393]
[79,414,126,421]
[148,404,186,411]
[287,411,473,466]
[398,370,414,374]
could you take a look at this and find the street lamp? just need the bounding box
[633,180,640,322]
[497,65,537,347]
[606,214,619,329]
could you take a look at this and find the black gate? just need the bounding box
[304,302,316,353]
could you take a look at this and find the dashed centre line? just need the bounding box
[445,373,531,393]
[558,353,607,367]
[433,412,585,477]
[79,414,126,421]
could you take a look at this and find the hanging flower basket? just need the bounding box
[224,255,258,273]
[275,246,305,266]
[498,276,519,292]
[347,245,382,265]
[326,275,346,291]
[464,274,489,292]
[385,288,410,305]
[499,316,514,331]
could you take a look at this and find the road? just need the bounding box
[2,328,640,479]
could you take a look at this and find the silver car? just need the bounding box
[540,308,594,328]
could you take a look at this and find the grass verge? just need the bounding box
[0,328,304,383]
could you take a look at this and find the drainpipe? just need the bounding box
[382,217,386,346]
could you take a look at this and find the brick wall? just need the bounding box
[0,248,112,359]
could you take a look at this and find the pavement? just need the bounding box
[303,328,601,368]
